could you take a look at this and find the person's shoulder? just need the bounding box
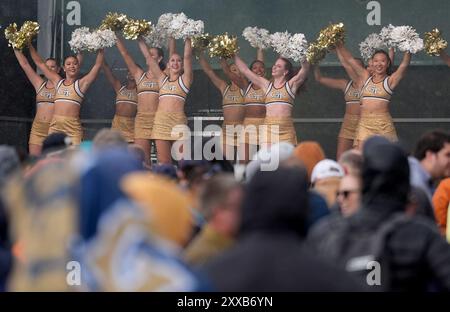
[408,156,420,169]
[437,177,450,189]
[307,212,346,242]
[407,215,440,231]
[389,214,440,244]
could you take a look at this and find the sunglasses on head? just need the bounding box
[336,189,359,199]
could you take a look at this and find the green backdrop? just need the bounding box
[60,0,450,158]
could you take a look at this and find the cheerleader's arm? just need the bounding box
[116,34,143,80]
[13,48,44,91]
[388,52,411,90]
[182,38,194,87]
[168,37,176,57]
[220,58,248,90]
[198,53,227,93]
[137,38,165,83]
[335,41,369,84]
[28,41,61,86]
[256,48,264,63]
[102,60,121,93]
[234,54,270,92]
[314,66,348,91]
[79,49,104,93]
[289,60,310,94]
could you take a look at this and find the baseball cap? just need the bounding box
[311,159,344,183]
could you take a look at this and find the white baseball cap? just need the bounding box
[311,159,344,183]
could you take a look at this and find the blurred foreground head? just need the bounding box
[362,136,410,210]
[240,166,309,237]
[42,132,72,156]
[0,145,20,188]
[121,172,193,247]
[92,128,127,151]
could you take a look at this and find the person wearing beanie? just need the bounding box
[292,141,326,182]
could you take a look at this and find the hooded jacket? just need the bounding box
[309,137,450,291]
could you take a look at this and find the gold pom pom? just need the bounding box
[316,22,345,51]
[21,21,40,36]
[99,12,129,31]
[208,33,239,59]
[4,23,19,48]
[306,41,327,65]
[4,21,40,50]
[123,18,153,40]
[17,21,40,50]
[424,28,448,56]
[191,33,212,51]
[305,22,345,64]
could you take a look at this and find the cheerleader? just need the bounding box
[318,48,395,158]
[102,60,137,143]
[29,43,103,146]
[114,35,174,165]
[336,42,410,148]
[13,49,59,156]
[198,53,245,161]
[234,54,310,147]
[138,38,193,164]
[222,49,266,163]
[314,57,363,159]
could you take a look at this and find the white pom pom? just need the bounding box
[154,13,174,45]
[242,27,259,48]
[68,27,116,52]
[379,24,395,46]
[242,26,271,49]
[168,13,188,39]
[288,33,308,62]
[95,29,116,49]
[270,31,292,58]
[157,13,174,30]
[270,31,307,62]
[68,27,91,53]
[180,19,204,39]
[359,33,385,61]
[380,24,424,53]
[143,27,167,48]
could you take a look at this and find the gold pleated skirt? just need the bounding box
[111,115,135,143]
[355,112,398,145]
[338,113,360,140]
[260,116,297,145]
[49,115,83,145]
[29,119,51,146]
[152,111,188,141]
[134,111,155,140]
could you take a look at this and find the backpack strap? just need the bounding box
[371,213,411,258]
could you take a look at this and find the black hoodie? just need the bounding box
[309,137,450,291]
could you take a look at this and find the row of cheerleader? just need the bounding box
[6,13,450,165]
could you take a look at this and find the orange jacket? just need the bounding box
[432,178,450,235]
